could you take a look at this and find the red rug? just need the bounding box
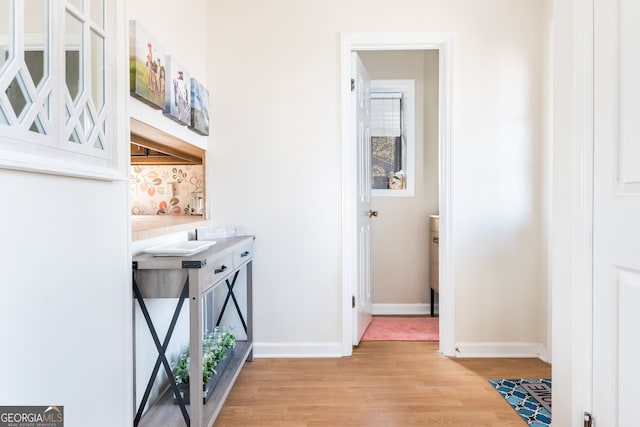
[362,316,439,341]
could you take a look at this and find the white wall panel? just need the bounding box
[619,0,640,192]
[617,268,640,426]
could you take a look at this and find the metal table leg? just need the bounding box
[133,271,190,427]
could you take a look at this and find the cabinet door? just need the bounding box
[0,0,123,179]
[0,1,54,142]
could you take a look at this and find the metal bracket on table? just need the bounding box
[215,270,248,333]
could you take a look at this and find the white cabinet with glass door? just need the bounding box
[0,0,124,180]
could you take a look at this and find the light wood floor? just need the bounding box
[214,341,551,427]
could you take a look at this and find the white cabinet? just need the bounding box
[0,0,125,180]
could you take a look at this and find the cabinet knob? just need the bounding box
[215,265,228,274]
[368,210,379,218]
[241,251,250,257]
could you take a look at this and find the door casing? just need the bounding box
[339,32,455,356]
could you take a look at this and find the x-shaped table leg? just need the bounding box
[133,274,190,427]
[215,271,247,333]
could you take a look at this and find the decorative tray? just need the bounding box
[144,240,216,257]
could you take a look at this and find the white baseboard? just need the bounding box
[537,345,551,363]
[372,303,437,315]
[253,342,550,363]
[455,342,549,360]
[253,342,343,358]
[252,340,550,361]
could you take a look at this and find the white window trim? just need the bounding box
[370,79,415,197]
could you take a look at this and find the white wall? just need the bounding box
[0,175,131,424]
[358,50,440,308]
[207,0,548,355]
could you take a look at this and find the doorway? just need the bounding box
[340,33,454,357]
[360,50,438,320]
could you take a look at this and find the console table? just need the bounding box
[132,235,254,427]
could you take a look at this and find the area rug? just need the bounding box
[361,316,439,341]
[489,378,552,427]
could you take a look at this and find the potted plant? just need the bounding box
[172,327,236,404]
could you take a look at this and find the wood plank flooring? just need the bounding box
[213,341,551,426]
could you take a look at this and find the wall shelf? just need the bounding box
[130,118,205,166]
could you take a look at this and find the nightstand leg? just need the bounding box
[431,288,435,317]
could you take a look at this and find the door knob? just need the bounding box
[368,210,378,218]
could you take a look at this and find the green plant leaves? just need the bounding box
[172,331,236,385]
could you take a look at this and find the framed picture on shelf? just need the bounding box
[163,56,191,125]
[189,78,210,136]
[129,20,165,109]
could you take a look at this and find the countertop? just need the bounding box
[131,215,210,241]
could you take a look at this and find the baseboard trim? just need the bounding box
[253,342,343,358]
[372,303,436,316]
[253,340,549,361]
[455,342,549,360]
[537,345,551,363]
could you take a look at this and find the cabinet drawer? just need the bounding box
[233,239,253,266]
[206,254,234,288]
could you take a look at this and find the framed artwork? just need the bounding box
[163,56,191,125]
[129,20,165,109]
[189,78,210,136]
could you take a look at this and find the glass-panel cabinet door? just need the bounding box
[64,9,82,105]
[0,0,12,77]
[0,0,120,179]
[0,0,52,135]
[63,0,108,154]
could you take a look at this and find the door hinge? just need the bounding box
[350,78,355,92]
[584,412,592,427]
[352,295,356,308]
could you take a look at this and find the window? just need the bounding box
[370,80,415,196]
[371,135,401,189]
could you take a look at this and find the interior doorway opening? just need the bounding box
[359,50,439,321]
[340,33,454,357]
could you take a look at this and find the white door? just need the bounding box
[593,0,640,424]
[352,52,373,345]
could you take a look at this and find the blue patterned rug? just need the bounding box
[489,378,552,427]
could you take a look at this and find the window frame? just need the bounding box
[370,79,415,197]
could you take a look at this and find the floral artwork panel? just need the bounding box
[129,20,166,109]
[130,164,204,215]
[163,55,191,125]
[189,78,209,136]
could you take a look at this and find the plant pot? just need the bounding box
[173,348,234,405]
